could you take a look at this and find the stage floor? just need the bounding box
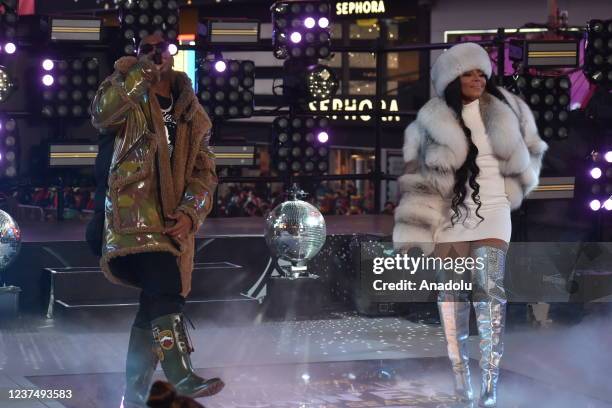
[1,310,611,408]
[18,215,394,242]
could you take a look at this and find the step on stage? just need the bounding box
[5,215,394,317]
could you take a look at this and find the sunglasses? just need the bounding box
[138,41,169,55]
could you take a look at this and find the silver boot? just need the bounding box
[471,246,507,408]
[438,290,474,402]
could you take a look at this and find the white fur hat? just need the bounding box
[431,42,492,97]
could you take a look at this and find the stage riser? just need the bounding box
[7,235,370,314]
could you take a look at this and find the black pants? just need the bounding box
[109,251,184,329]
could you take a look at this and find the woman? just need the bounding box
[393,43,547,407]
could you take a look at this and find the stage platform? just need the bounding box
[3,215,393,315]
[1,310,611,408]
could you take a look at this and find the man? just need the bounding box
[90,33,224,407]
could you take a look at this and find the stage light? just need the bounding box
[214,60,227,73]
[604,199,612,211]
[272,115,330,175]
[272,1,332,60]
[0,116,19,178]
[42,75,54,86]
[283,60,339,104]
[4,42,16,55]
[590,199,601,211]
[196,57,255,119]
[0,66,14,103]
[304,17,316,29]
[168,43,178,55]
[605,151,612,163]
[584,19,612,87]
[591,167,603,179]
[38,57,100,119]
[42,59,54,71]
[507,73,571,140]
[290,32,302,44]
[119,0,179,55]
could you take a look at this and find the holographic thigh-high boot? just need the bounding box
[471,246,507,408]
[436,252,474,406]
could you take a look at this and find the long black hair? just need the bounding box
[443,74,509,225]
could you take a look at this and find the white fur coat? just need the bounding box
[392,88,548,255]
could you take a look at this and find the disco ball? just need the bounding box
[0,210,21,273]
[264,198,326,265]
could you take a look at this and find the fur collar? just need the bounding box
[415,88,530,174]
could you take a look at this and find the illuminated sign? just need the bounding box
[309,98,400,122]
[336,1,387,16]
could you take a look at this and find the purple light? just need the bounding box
[604,199,612,211]
[168,43,178,55]
[290,32,302,43]
[605,150,612,163]
[4,42,16,55]
[214,60,227,73]
[42,74,54,86]
[318,17,330,28]
[590,199,601,211]
[591,167,602,179]
[42,59,54,71]
[317,131,329,143]
[304,17,316,29]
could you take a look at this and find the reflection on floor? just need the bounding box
[2,308,612,408]
[27,357,612,408]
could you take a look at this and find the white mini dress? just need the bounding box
[435,98,512,243]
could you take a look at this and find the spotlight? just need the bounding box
[290,32,303,44]
[582,151,612,213]
[272,115,330,175]
[38,57,100,118]
[42,59,55,71]
[591,167,603,179]
[4,42,16,55]
[197,57,255,119]
[0,116,19,178]
[119,0,179,55]
[0,66,14,103]
[42,74,54,87]
[584,19,612,87]
[590,199,601,211]
[272,1,332,60]
[168,43,178,55]
[604,199,612,211]
[507,73,571,140]
[304,17,315,29]
[214,60,227,73]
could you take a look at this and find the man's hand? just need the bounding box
[164,212,193,239]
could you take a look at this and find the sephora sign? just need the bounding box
[335,1,387,16]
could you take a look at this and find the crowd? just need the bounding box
[216,183,397,217]
[6,183,397,219]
